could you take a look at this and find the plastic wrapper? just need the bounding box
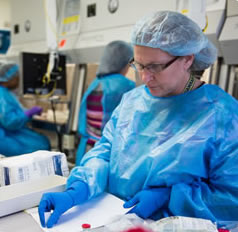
[93,215,218,232]
[149,216,217,232]
[103,214,150,232]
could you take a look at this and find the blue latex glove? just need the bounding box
[25,106,43,117]
[123,188,170,219]
[38,181,88,228]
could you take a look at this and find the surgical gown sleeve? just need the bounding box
[0,87,28,130]
[168,106,238,222]
[67,104,120,199]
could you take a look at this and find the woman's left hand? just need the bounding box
[123,187,170,219]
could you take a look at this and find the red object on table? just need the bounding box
[122,226,152,232]
[218,229,230,232]
[82,223,91,229]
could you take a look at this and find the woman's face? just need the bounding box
[133,45,194,97]
[0,76,19,89]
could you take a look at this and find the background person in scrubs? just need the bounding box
[75,40,135,165]
[0,61,50,156]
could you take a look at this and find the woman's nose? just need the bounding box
[140,69,154,83]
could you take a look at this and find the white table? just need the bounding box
[0,211,105,232]
[0,211,43,232]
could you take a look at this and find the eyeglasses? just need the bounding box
[129,56,179,74]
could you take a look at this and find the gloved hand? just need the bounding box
[25,106,43,117]
[38,181,88,228]
[123,188,170,219]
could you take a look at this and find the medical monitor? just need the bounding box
[21,52,67,96]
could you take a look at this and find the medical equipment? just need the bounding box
[0,150,69,186]
[219,0,238,64]
[21,52,66,96]
[7,0,210,63]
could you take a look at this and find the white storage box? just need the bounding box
[0,150,69,186]
[0,175,66,217]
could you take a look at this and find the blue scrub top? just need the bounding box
[69,84,238,223]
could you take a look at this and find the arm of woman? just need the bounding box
[169,114,238,223]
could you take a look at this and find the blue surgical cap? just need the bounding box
[131,11,217,71]
[96,40,133,76]
[0,61,19,82]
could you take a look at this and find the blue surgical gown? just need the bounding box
[76,73,135,164]
[0,86,50,156]
[68,84,238,222]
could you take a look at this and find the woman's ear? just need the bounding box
[183,54,195,71]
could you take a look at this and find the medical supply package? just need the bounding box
[0,150,69,186]
[150,216,218,232]
[0,175,66,217]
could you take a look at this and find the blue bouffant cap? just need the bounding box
[96,40,133,76]
[131,11,217,71]
[0,61,19,82]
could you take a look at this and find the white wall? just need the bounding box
[0,0,10,29]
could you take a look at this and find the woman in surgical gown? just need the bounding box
[38,11,238,228]
[0,62,50,156]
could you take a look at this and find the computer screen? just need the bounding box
[22,52,67,96]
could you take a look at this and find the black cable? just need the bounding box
[50,99,62,152]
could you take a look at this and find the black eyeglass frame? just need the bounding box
[129,56,179,74]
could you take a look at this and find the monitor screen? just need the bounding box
[22,52,67,96]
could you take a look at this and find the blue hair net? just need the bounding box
[96,40,133,76]
[0,61,19,82]
[131,11,217,71]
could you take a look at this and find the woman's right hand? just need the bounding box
[38,181,89,228]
